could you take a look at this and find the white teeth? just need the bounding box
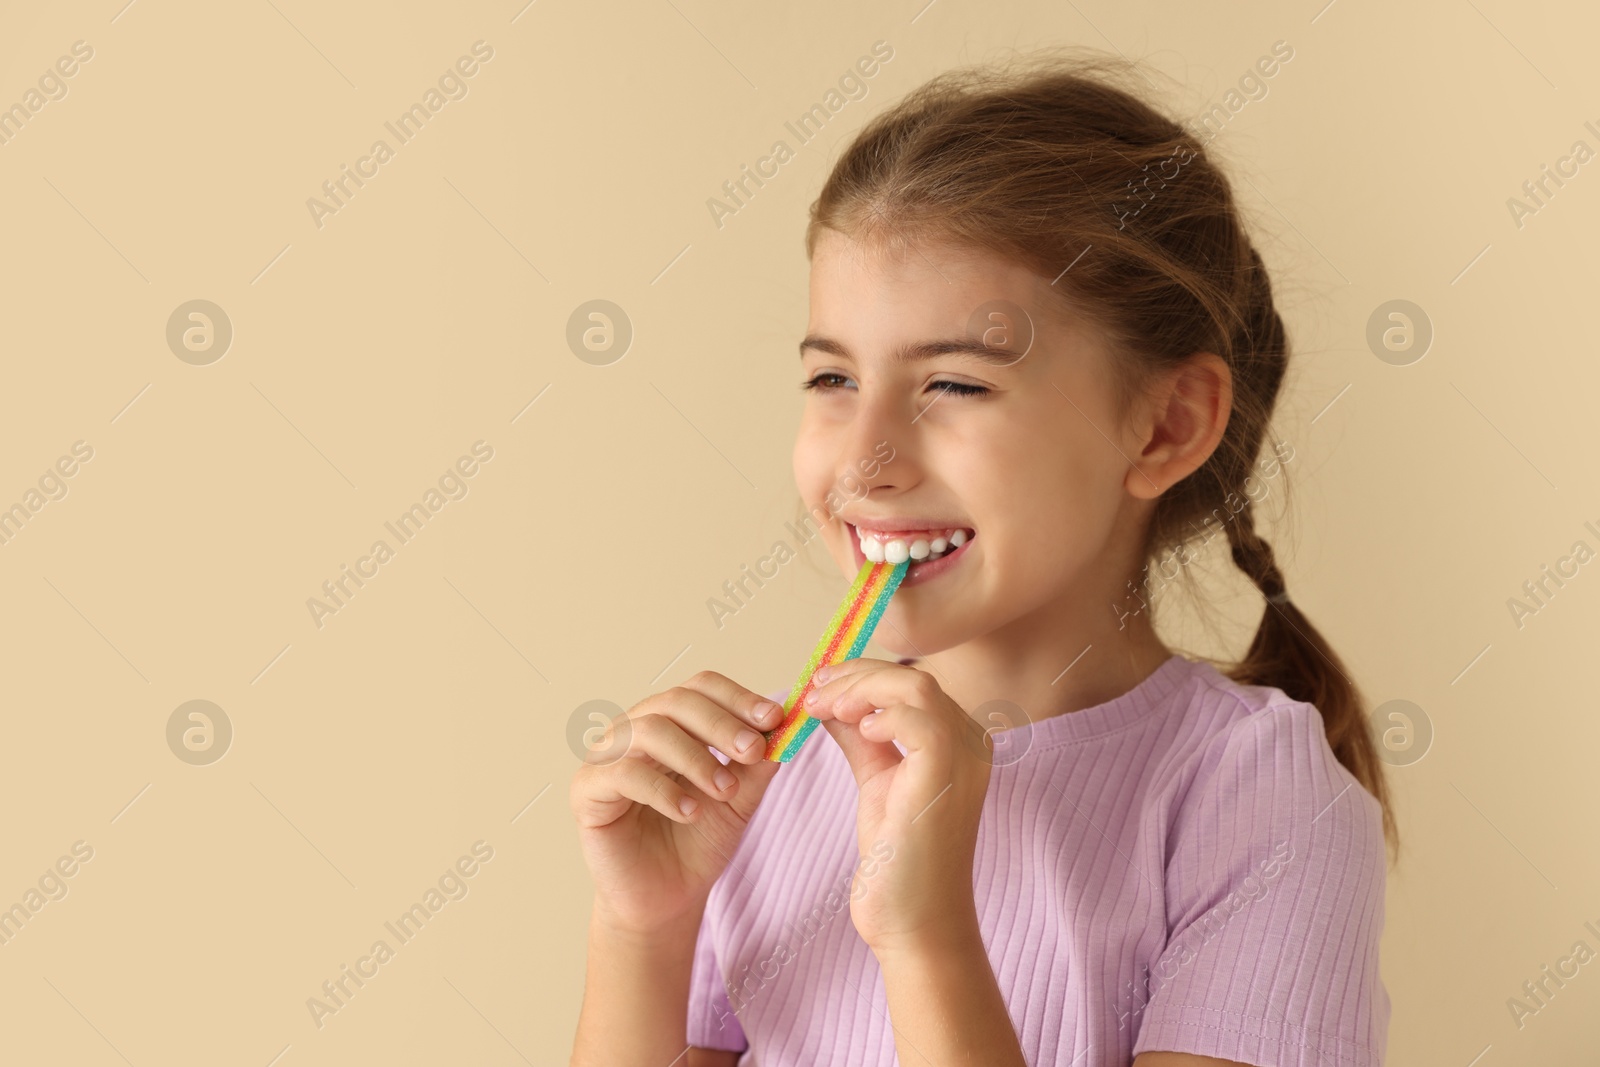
[855,526,972,566]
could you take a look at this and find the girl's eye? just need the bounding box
[800,374,989,397]
[800,373,853,392]
[930,380,989,397]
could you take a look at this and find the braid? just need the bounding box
[1215,250,1396,859]
[1226,508,1287,602]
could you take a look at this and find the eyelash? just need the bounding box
[800,373,990,397]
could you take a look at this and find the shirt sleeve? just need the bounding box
[1131,701,1391,1067]
[686,905,748,1052]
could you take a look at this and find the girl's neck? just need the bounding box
[896,615,1173,726]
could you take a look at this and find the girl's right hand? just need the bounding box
[569,671,785,936]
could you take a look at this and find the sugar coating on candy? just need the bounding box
[762,559,910,762]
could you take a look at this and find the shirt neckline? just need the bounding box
[786,652,1197,753]
[982,651,1196,750]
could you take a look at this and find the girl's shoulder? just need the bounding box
[1152,656,1384,845]
[1168,654,1344,763]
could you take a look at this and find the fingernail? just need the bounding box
[755,701,782,725]
[814,665,833,683]
[734,729,761,753]
[714,768,736,792]
[678,795,698,816]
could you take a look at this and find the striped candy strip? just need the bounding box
[762,558,910,763]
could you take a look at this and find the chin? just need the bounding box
[869,617,917,659]
[870,603,968,662]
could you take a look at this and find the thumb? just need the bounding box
[822,717,902,788]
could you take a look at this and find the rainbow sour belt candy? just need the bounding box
[762,558,911,763]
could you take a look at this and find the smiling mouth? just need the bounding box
[849,525,975,565]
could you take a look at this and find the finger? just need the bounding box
[857,702,960,761]
[572,759,706,829]
[808,661,925,721]
[810,656,887,689]
[855,703,913,745]
[802,657,896,719]
[821,717,903,788]
[649,673,784,765]
[626,714,746,802]
[677,670,787,733]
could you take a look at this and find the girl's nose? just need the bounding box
[839,395,915,493]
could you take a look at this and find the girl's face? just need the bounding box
[794,229,1151,658]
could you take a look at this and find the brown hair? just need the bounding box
[803,48,1396,860]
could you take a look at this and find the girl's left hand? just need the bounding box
[802,657,993,957]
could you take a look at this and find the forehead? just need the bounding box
[805,228,1104,371]
[808,229,1046,325]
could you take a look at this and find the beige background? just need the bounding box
[0,0,1595,1063]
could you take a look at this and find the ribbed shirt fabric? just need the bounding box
[686,652,1389,1065]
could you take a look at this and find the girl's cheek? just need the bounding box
[792,440,829,496]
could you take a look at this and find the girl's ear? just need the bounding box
[1124,352,1233,501]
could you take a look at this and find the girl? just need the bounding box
[571,49,1395,1067]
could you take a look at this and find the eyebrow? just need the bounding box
[798,334,1026,367]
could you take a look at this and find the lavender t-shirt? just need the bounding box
[687,653,1389,1065]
